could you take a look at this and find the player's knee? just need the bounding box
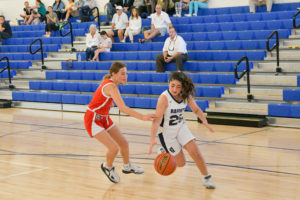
[110,146,119,155]
[176,159,186,167]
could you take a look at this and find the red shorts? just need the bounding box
[84,110,115,138]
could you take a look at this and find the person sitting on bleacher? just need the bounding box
[53,0,66,23]
[121,8,141,43]
[65,0,84,22]
[103,0,123,26]
[26,0,47,25]
[184,0,208,17]
[133,0,152,19]
[139,4,172,43]
[121,0,135,15]
[249,0,273,13]
[92,31,112,61]
[107,6,129,43]
[156,27,188,72]
[85,24,101,61]
[0,15,12,45]
[20,1,32,25]
[80,0,96,22]
[44,6,59,37]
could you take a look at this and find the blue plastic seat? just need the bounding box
[136,72,151,82]
[151,85,168,95]
[65,82,79,91]
[52,82,65,91]
[136,84,151,94]
[36,93,48,102]
[122,96,135,107]
[40,81,53,90]
[82,72,95,80]
[75,94,91,104]
[69,71,82,80]
[29,81,40,90]
[24,92,37,102]
[152,73,169,82]
[217,74,236,84]
[12,91,23,101]
[268,104,290,117]
[134,97,151,109]
[199,74,217,84]
[283,89,300,101]
[47,93,62,103]
[119,84,136,94]
[56,71,69,80]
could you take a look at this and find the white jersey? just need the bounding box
[159,90,195,156]
[160,90,187,133]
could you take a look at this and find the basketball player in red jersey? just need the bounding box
[84,62,156,183]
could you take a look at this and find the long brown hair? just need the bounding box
[168,72,195,101]
[103,62,126,80]
[130,8,139,20]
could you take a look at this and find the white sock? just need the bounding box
[123,163,130,168]
[104,162,112,170]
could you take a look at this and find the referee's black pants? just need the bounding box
[156,53,188,72]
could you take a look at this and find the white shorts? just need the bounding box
[148,27,168,36]
[161,123,195,156]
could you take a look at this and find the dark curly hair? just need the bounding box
[168,72,195,101]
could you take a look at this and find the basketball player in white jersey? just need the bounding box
[149,72,216,189]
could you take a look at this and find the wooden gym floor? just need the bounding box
[0,108,299,200]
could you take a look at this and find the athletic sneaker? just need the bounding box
[202,175,216,189]
[184,14,192,17]
[193,13,197,16]
[122,163,145,174]
[101,163,120,183]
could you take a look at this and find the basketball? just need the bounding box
[154,152,176,176]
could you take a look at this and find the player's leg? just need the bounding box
[94,130,120,183]
[108,125,144,174]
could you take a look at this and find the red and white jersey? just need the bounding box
[88,79,114,115]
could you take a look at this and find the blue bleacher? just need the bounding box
[283,89,300,101]
[0,61,31,69]
[268,104,300,118]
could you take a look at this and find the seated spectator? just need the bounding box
[122,0,134,14]
[156,27,188,72]
[134,0,151,18]
[80,0,96,21]
[107,6,128,43]
[27,0,47,25]
[45,6,59,37]
[173,0,189,17]
[85,24,101,61]
[53,0,66,23]
[139,4,172,43]
[0,15,12,45]
[122,8,141,43]
[249,0,273,13]
[103,0,122,26]
[157,0,174,14]
[92,31,112,61]
[65,0,84,22]
[20,1,31,24]
[184,0,207,17]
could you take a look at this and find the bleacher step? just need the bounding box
[48,52,77,59]
[223,87,282,101]
[254,62,300,72]
[205,112,267,127]
[237,75,298,86]
[269,50,300,59]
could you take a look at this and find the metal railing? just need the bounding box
[0,56,15,89]
[266,30,281,73]
[293,9,300,28]
[234,56,253,102]
[89,7,100,32]
[60,22,76,52]
[29,38,47,70]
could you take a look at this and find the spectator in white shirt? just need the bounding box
[85,24,101,61]
[156,27,188,72]
[121,8,141,43]
[139,4,172,43]
[92,31,112,61]
[107,6,129,43]
[249,0,273,13]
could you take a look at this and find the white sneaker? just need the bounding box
[120,39,125,43]
[193,13,197,16]
[184,14,192,17]
[202,175,216,189]
[122,163,145,174]
[101,163,120,183]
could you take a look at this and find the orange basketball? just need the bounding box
[154,152,176,176]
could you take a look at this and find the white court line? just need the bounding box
[0,167,48,180]
[0,159,49,180]
[0,159,46,168]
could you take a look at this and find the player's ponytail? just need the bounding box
[103,62,126,80]
[169,72,195,101]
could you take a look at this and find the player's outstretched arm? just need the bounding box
[149,94,168,154]
[107,84,156,121]
[188,97,214,133]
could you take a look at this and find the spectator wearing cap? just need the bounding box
[0,15,12,45]
[106,6,129,43]
[156,27,188,72]
[249,0,273,13]
[139,4,172,43]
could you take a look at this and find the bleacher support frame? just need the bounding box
[293,9,300,28]
[60,22,76,52]
[267,30,281,74]
[234,56,253,102]
[0,56,15,89]
[89,7,100,32]
[29,38,47,70]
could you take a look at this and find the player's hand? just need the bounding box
[142,113,156,121]
[203,121,214,133]
[148,137,157,154]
